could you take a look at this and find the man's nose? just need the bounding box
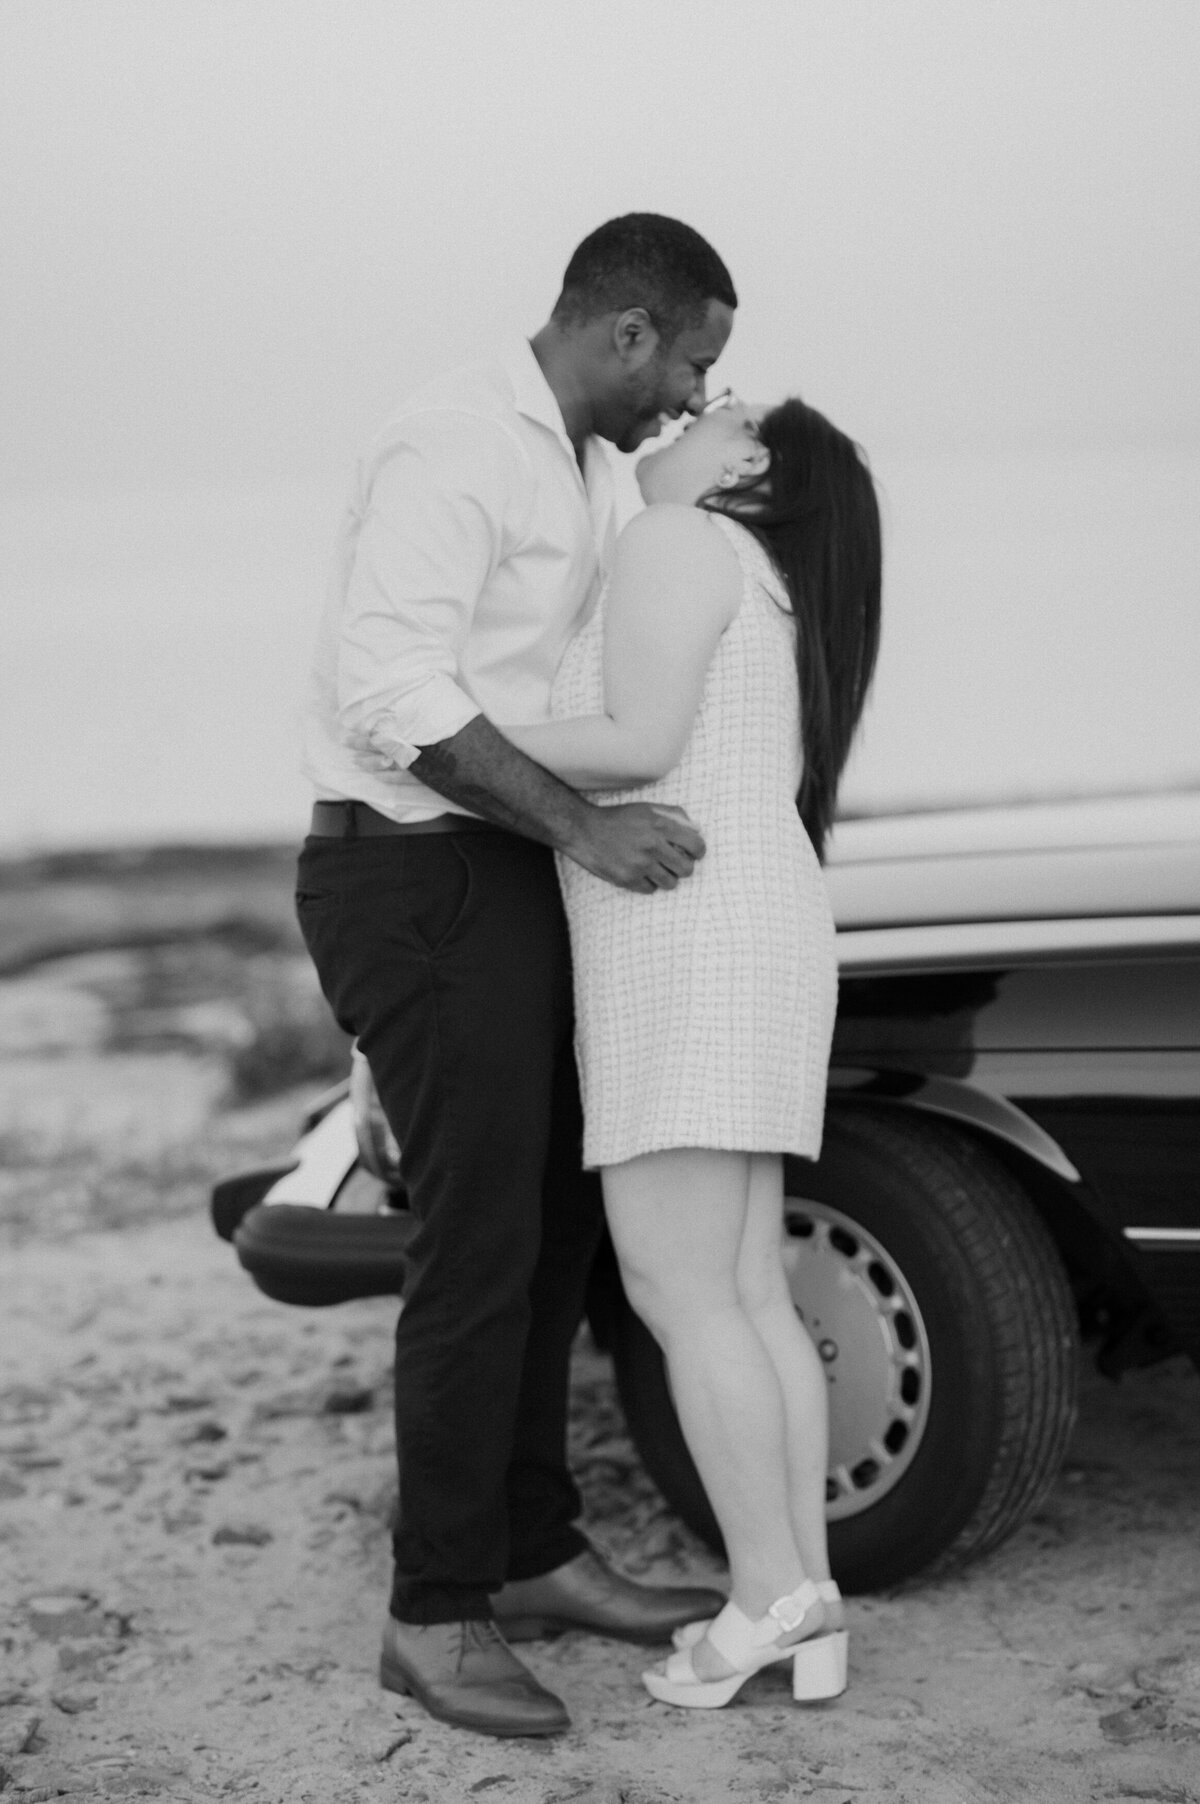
[683,382,707,417]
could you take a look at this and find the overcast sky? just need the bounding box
[2,1,1198,846]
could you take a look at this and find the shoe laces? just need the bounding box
[455,1619,505,1670]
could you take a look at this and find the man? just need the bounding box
[298,215,735,1737]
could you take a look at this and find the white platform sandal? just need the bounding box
[642,1579,844,1709]
[670,1577,848,1703]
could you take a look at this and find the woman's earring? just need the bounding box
[718,467,740,488]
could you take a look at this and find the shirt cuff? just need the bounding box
[359,688,483,770]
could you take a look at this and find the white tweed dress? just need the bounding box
[552,512,838,1170]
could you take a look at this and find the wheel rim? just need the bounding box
[782,1192,933,1520]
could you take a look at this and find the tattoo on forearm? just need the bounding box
[410,743,550,838]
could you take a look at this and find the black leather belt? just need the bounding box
[310,801,500,838]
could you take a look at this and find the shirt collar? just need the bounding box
[497,337,616,572]
[499,336,583,458]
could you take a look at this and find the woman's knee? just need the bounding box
[619,1259,736,1348]
[618,1262,685,1342]
[735,1252,792,1320]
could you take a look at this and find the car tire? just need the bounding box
[607,1105,1080,1592]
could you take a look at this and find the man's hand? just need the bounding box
[343,714,706,892]
[564,803,706,894]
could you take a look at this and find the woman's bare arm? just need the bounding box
[505,506,740,788]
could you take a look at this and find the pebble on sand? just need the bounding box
[212,1522,274,1546]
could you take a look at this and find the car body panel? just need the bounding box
[826,793,1200,1361]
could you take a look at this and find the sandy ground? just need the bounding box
[2,955,1200,1801]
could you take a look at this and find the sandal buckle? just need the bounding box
[769,1594,807,1634]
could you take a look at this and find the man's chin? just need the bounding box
[616,416,667,455]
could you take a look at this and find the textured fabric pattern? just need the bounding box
[552,512,837,1168]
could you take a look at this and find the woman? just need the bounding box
[497,392,882,1710]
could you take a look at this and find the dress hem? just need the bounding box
[582,1131,824,1172]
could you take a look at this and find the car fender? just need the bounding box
[827,1067,1080,1184]
[823,1069,1177,1370]
[825,1067,1151,1298]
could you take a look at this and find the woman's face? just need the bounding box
[635,399,769,505]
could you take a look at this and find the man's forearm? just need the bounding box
[409,715,706,894]
[410,715,593,850]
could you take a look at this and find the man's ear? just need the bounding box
[611,307,660,367]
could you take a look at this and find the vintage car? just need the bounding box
[211,790,1200,1592]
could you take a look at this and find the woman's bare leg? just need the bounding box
[736,1154,839,1618]
[602,1147,806,1639]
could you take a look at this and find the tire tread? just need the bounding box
[819,1108,1078,1578]
[609,1104,1081,1591]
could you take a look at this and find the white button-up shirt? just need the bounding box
[301,339,617,821]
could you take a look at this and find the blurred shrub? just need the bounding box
[226,956,352,1102]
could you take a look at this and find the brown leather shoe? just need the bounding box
[379,1616,569,1737]
[491,1548,728,1645]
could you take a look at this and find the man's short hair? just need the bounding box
[552,214,737,345]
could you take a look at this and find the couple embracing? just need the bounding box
[297,213,881,1737]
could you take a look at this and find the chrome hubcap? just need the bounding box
[781,1194,932,1519]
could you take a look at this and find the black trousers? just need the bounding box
[296,827,604,1623]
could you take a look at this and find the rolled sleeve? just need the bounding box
[335,411,526,762]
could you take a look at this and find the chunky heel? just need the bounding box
[791,1627,847,1700]
[671,1578,848,1704]
[642,1581,820,1710]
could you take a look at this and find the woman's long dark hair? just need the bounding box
[701,398,881,860]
